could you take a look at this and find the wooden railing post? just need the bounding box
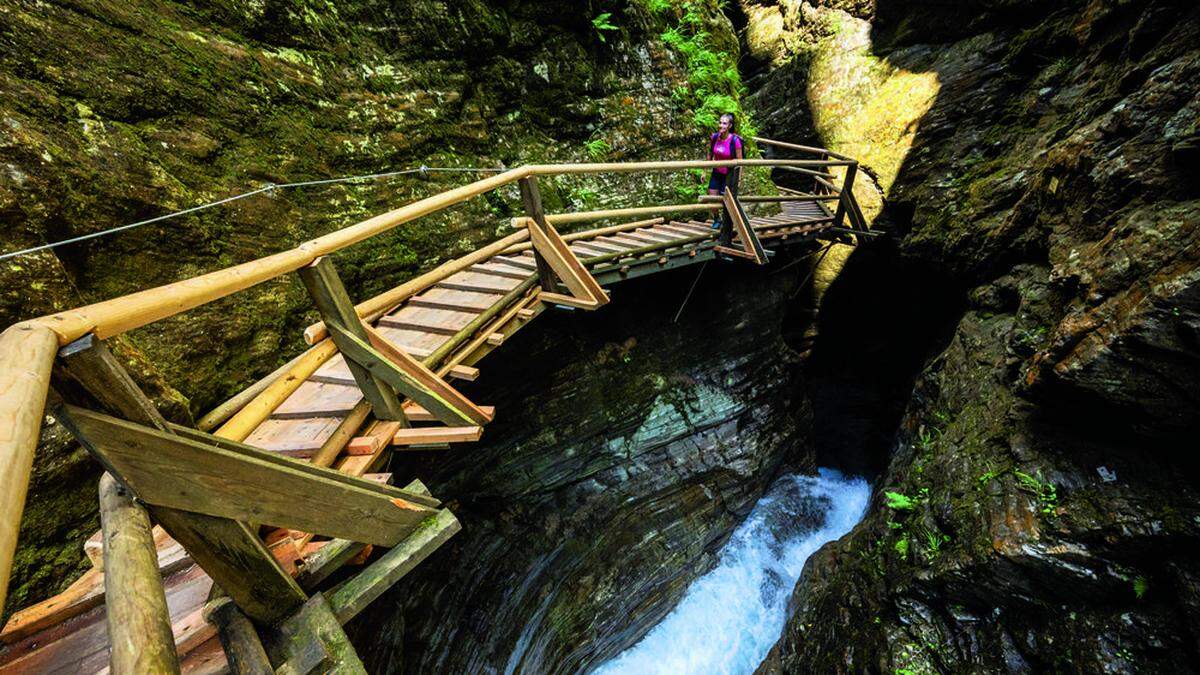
[833,162,858,230]
[298,257,407,422]
[517,176,564,294]
[98,472,180,674]
[54,334,308,626]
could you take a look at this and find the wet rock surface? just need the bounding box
[744,0,1200,671]
[348,259,816,674]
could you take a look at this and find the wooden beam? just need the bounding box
[299,257,406,422]
[292,481,423,594]
[151,509,305,626]
[329,323,491,426]
[59,406,440,547]
[393,426,482,446]
[326,509,461,624]
[0,323,65,615]
[57,334,170,432]
[98,473,181,674]
[51,333,308,626]
[721,191,769,265]
[518,176,564,295]
[265,594,367,674]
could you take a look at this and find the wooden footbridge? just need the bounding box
[0,138,868,673]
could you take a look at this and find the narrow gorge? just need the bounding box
[0,0,1197,673]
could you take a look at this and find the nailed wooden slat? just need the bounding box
[489,255,538,272]
[447,364,479,381]
[393,426,482,445]
[271,381,362,419]
[406,287,498,312]
[470,263,530,281]
[435,271,520,294]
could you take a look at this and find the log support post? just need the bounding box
[299,258,407,423]
[98,472,181,674]
[54,333,308,627]
[204,597,273,675]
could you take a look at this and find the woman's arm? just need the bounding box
[735,138,744,160]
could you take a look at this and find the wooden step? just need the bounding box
[378,306,476,336]
[490,255,538,271]
[408,287,498,313]
[393,426,483,446]
[470,263,530,280]
[435,271,519,294]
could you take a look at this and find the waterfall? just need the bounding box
[594,469,870,675]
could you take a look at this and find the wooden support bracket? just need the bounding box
[518,176,610,310]
[299,257,407,422]
[720,191,769,265]
[58,405,442,547]
[54,333,308,626]
[327,322,492,427]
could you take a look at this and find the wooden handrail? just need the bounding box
[1,146,863,617]
[510,202,720,229]
[751,136,856,163]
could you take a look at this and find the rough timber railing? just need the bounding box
[0,137,865,671]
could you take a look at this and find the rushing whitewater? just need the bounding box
[594,469,870,675]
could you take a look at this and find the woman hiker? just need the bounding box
[706,112,744,228]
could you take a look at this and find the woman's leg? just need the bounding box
[707,173,726,228]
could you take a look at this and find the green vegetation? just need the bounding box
[592,12,619,42]
[1014,470,1058,516]
[585,137,612,160]
[642,0,756,135]
[885,491,916,511]
[1133,575,1149,600]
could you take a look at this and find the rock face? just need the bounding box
[0,0,738,619]
[347,260,816,673]
[744,0,1200,671]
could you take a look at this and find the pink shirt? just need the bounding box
[710,133,742,174]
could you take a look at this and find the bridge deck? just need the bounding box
[0,197,842,671]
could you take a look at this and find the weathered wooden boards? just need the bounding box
[519,176,610,310]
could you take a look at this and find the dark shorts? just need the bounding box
[707,170,727,193]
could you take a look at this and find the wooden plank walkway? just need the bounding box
[0,199,839,673]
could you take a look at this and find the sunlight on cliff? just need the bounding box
[806,15,940,201]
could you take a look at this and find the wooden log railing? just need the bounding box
[0,141,861,664]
